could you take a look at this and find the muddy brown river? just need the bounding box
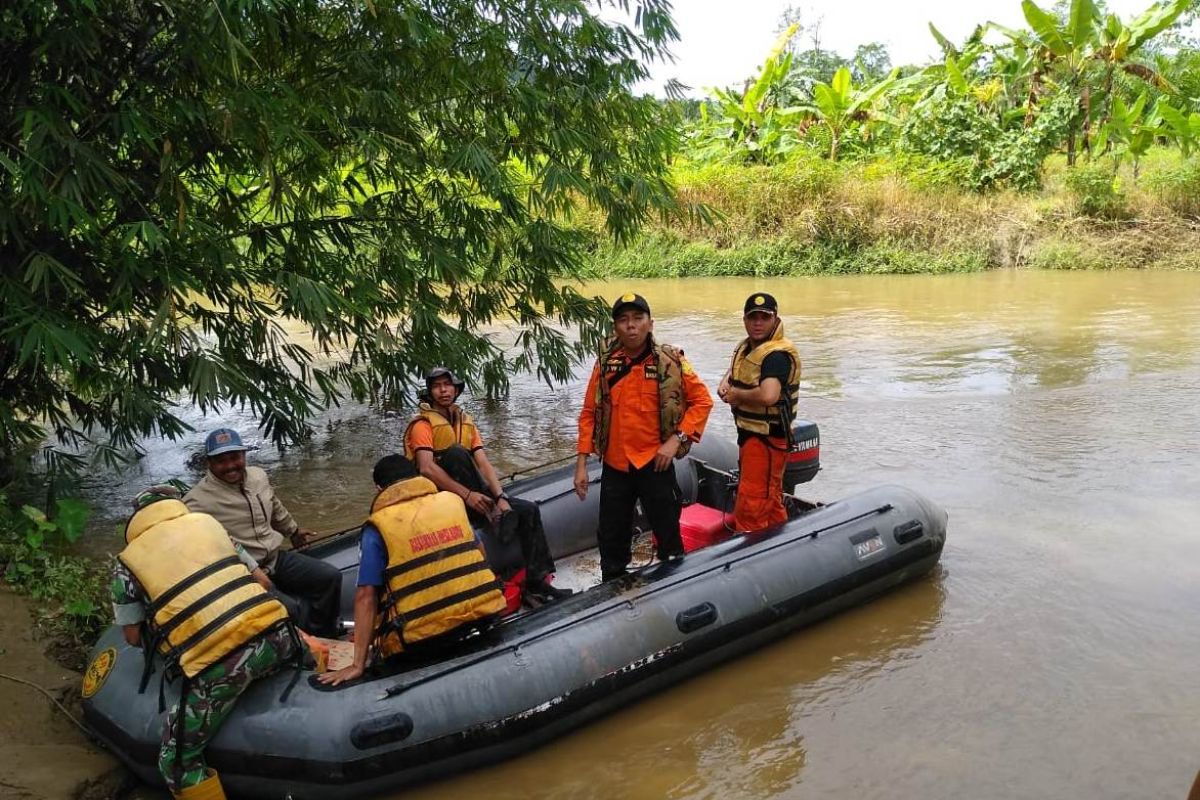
[78,271,1200,799]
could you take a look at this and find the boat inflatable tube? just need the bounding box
[82,439,946,798]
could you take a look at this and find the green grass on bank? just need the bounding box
[0,495,111,669]
[581,149,1200,277]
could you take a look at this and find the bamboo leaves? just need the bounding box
[0,0,684,467]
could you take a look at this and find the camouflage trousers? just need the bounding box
[159,627,296,792]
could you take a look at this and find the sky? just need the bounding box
[631,0,1185,96]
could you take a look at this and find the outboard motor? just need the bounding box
[783,420,820,494]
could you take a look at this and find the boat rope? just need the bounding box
[383,502,893,699]
[296,524,361,550]
[0,672,92,738]
[498,453,580,483]
[301,453,592,549]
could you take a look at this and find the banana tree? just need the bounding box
[1018,0,1104,163]
[694,23,803,164]
[1156,100,1200,157]
[994,0,1190,163]
[1093,91,1161,178]
[913,25,1018,123]
[1091,3,1187,127]
[799,66,899,160]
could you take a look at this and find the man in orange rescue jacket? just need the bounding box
[574,293,713,581]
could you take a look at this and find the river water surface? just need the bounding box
[86,271,1200,799]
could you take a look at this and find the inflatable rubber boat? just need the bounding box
[81,432,947,798]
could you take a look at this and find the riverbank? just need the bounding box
[583,150,1200,276]
[0,587,129,799]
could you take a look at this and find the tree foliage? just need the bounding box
[0,0,685,469]
[686,23,805,164]
[685,0,1198,184]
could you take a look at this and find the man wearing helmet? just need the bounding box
[403,367,572,604]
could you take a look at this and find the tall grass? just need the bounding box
[581,149,1200,276]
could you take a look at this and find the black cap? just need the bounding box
[424,367,465,398]
[611,292,651,318]
[743,293,779,315]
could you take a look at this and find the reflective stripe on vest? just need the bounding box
[729,321,801,438]
[367,477,504,656]
[119,500,289,678]
[592,338,691,458]
[403,403,478,460]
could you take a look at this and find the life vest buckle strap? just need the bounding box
[382,540,480,581]
[154,574,258,642]
[146,555,242,618]
[277,621,305,704]
[136,621,157,695]
[169,593,281,672]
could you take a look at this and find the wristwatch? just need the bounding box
[675,431,690,446]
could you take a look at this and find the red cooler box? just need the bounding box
[679,503,735,552]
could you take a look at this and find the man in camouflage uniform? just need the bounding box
[111,485,296,797]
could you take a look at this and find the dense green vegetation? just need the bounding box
[585,147,1200,277]
[586,0,1200,277]
[0,493,108,661]
[683,0,1198,175]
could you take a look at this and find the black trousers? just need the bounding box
[598,461,684,581]
[269,548,343,638]
[435,446,557,583]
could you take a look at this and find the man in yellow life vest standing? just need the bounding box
[717,293,801,532]
[110,485,298,800]
[574,293,713,581]
[319,455,505,686]
[404,368,572,604]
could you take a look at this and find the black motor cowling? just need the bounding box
[783,420,820,494]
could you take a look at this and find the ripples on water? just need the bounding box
[81,271,1200,799]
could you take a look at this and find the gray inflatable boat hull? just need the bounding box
[82,443,946,798]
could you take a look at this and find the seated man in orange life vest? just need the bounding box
[319,454,506,686]
[403,367,572,605]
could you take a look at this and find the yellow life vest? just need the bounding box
[729,320,801,439]
[592,337,692,457]
[403,402,479,460]
[119,500,289,678]
[367,477,504,657]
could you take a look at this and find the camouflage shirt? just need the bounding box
[110,560,148,626]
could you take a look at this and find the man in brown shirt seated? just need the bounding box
[184,428,342,637]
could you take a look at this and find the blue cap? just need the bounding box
[204,428,249,457]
